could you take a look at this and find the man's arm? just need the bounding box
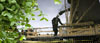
[58,18,63,25]
[59,10,65,15]
[59,9,70,15]
[59,10,66,15]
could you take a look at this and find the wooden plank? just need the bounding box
[61,28,95,36]
[39,30,61,32]
[26,34,61,38]
[26,36,52,38]
[95,24,100,35]
[59,21,94,27]
[39,31,53,32]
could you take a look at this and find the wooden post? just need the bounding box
[70,0,74,24]
[59,27,62,36]
[64,0,68,24]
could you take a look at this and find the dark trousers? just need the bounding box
[53,27,58,36]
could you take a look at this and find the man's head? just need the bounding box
[56,15,59,18]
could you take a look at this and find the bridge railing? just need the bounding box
[22,27,62,38]
[59,24,100,36]
[22,24,100,38]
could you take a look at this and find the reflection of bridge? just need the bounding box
[22,23,100,42]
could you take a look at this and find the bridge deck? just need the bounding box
[26,35,97,41]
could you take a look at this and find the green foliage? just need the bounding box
[38,11,48,21]
[40,17,48,21]
[32,18,36,20]
[8,0,16,4]
[38,11,43,16]
[26,2,32,7]
[0,0,49,43]
[25,24,31,27]
[0,0,5,2]
[21,22,25,25]
[0,0,43,43]
[0,31,19,43]
[54,0,61,4]
[19,35,26,41]
[0,3,4,11]
[31,13,35,16]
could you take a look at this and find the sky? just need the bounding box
[18,0,70,28]
[28,0,70,28]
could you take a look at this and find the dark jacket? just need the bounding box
[52,17,63,28]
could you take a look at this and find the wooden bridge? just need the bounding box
[22,22,100,43]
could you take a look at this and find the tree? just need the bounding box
[0,0,61,43]
[0,0,41,43]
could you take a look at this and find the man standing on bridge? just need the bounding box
[52,9,68,36]
[52,15,63,36]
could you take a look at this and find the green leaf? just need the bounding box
[35,7,40,11]
[26,0,33,2]
[38,11,43,16]
[6,7,13,11]
[21,22,25,25]
[8,0,16,4]
[1,11,7,16]
[14,9,18,14]
[11,5,16,11]
[26,18,29,24]
[25,24,31,27]
[21,16,26,20]
[44,17,48,21]
[40,17,48,21]
[2,11,13,18]
[0,39,2,43]
[1,31,7,37]
[19,35,26,41]
[54,0,61,4]
[24,27,28,30]
[7,14,13,19]
[32,2,35,6]
[31,13,35,16]
[0,3,4,11]
[26,2,32,7]
[6,38,12,43]
[35,3,38,5]
[10,18,16,22]
[0,0,6,2]
[25,8,31,13]
[4,40,7,43]
[7,38,14,40]
[32,18,35,20]
[38,14,43,17]
[15,3,20,8]
[10,21,16,26]
[1,11,13,19]
[40,17,44,21]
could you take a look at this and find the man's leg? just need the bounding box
[53,26,58,36]
[55,30,58,36]
[54,31,56,36]
[54,29,58,36]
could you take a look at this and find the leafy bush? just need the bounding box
[0,0,61,43]
[0,0,40,43]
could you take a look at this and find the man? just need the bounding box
[52,15,63,36]
[52,9,68,36]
